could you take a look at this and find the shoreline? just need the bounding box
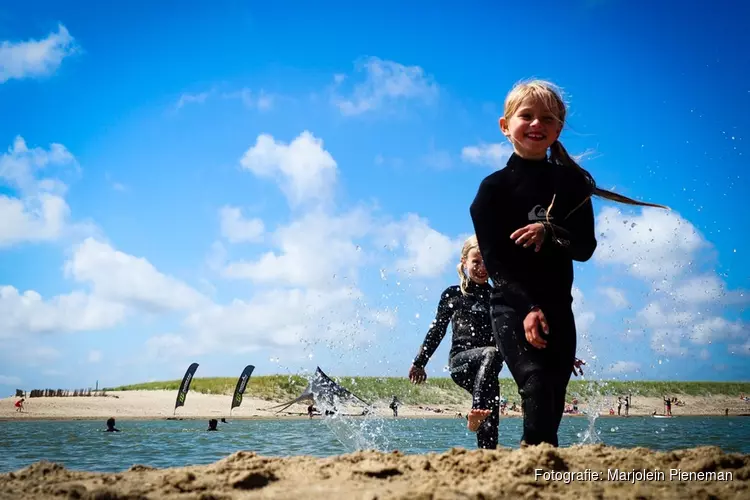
[2,413,748,422]
[3,390,748,422]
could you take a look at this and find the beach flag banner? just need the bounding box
[268,366,371,414]
[230,364,255,414]
[174,362,199,415]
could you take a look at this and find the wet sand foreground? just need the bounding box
[0,444,747,499]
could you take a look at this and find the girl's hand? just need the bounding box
[572,358,586,376]
[523,307,549,349]
[409,365,427,384]
[510,223,546,252]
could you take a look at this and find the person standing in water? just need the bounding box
[470,79,666,447]
[408,235,502,449]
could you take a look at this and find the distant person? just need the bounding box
[617,397,622,416]
[307,404,316,419]
[207,419,218,431]
[725,408,729,416]
[14,398,24,413]
[220,418,228,423]
[389,396,399,417]
[105,417,120,432]
[624,397,629,416]
[664,396,672,416]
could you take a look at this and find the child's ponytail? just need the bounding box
[549,140,669,218]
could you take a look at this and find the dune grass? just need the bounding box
[107,377,750,405]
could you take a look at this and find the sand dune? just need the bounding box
[0,444,747,499]
[1,390,748,420]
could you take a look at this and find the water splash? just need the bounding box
[314,393,392,452]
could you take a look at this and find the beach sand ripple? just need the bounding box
[0,444,747,499]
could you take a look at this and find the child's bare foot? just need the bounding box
[467,409,491,432]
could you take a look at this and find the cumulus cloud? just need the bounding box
[219,206,264,243]
[0,24,78,84]
[461,143,514,169]
[0,238,209,341]
[377,214,459,278]
[222,208,371,287]
[599,287,629,309]
[595,206,747,357]
[240,131,338,208]
[332,57,439,116]
[64,238,207,313]
[594,207,705,281]
[0,136,79,247]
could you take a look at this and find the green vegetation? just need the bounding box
[107,377,750,405]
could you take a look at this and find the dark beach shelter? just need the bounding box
[268,366,371,414]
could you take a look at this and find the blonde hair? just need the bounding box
[457,235,479,295]
[503,79,669,221]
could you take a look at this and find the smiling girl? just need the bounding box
[470,79,666,447]
[409,235,502,449]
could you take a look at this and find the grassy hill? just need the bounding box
[108,376,750,405]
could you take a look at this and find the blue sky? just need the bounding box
[1,0,748,393]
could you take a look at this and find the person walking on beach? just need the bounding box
[408,235,502,449]
[14,398,24,413]
[470,79,667,447]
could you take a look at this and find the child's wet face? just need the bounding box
[464,248,488,284]
[501,98,562,159]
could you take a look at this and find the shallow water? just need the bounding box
[0,416,747,473]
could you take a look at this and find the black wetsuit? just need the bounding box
[470,153,596,447]
[413,281,502,449]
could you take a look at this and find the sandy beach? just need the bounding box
[2,390,749,421]
[0,444,747,499]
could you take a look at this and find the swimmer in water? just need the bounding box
[207,419,218,431]
[470,79,667,447]
[105,417,120,432]
[409,235,502,449]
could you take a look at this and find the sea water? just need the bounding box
[0,416,747,473]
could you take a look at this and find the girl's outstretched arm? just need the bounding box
[412,287,456,369]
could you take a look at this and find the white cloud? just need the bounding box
[0,375,21,385]
[728,339,750,357]
[0,136,81,247]
[599,287,629,309]
[607,361,640,374]
[175,91,211,110]
[332,57,439,116]
[0,286,125,338]
[594,207,704,281]
[377,214,458,278]
[219,206,264,243]
[223,88,274,111]
[88,350,102,363]
[0,237,212,340]
[240,131,337,208]
[594,206,746,357]
[0,194,70,247]
[0,24,77,84]
[222,208,371,287]
[461,143,513,169]
[64,238,207,313]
